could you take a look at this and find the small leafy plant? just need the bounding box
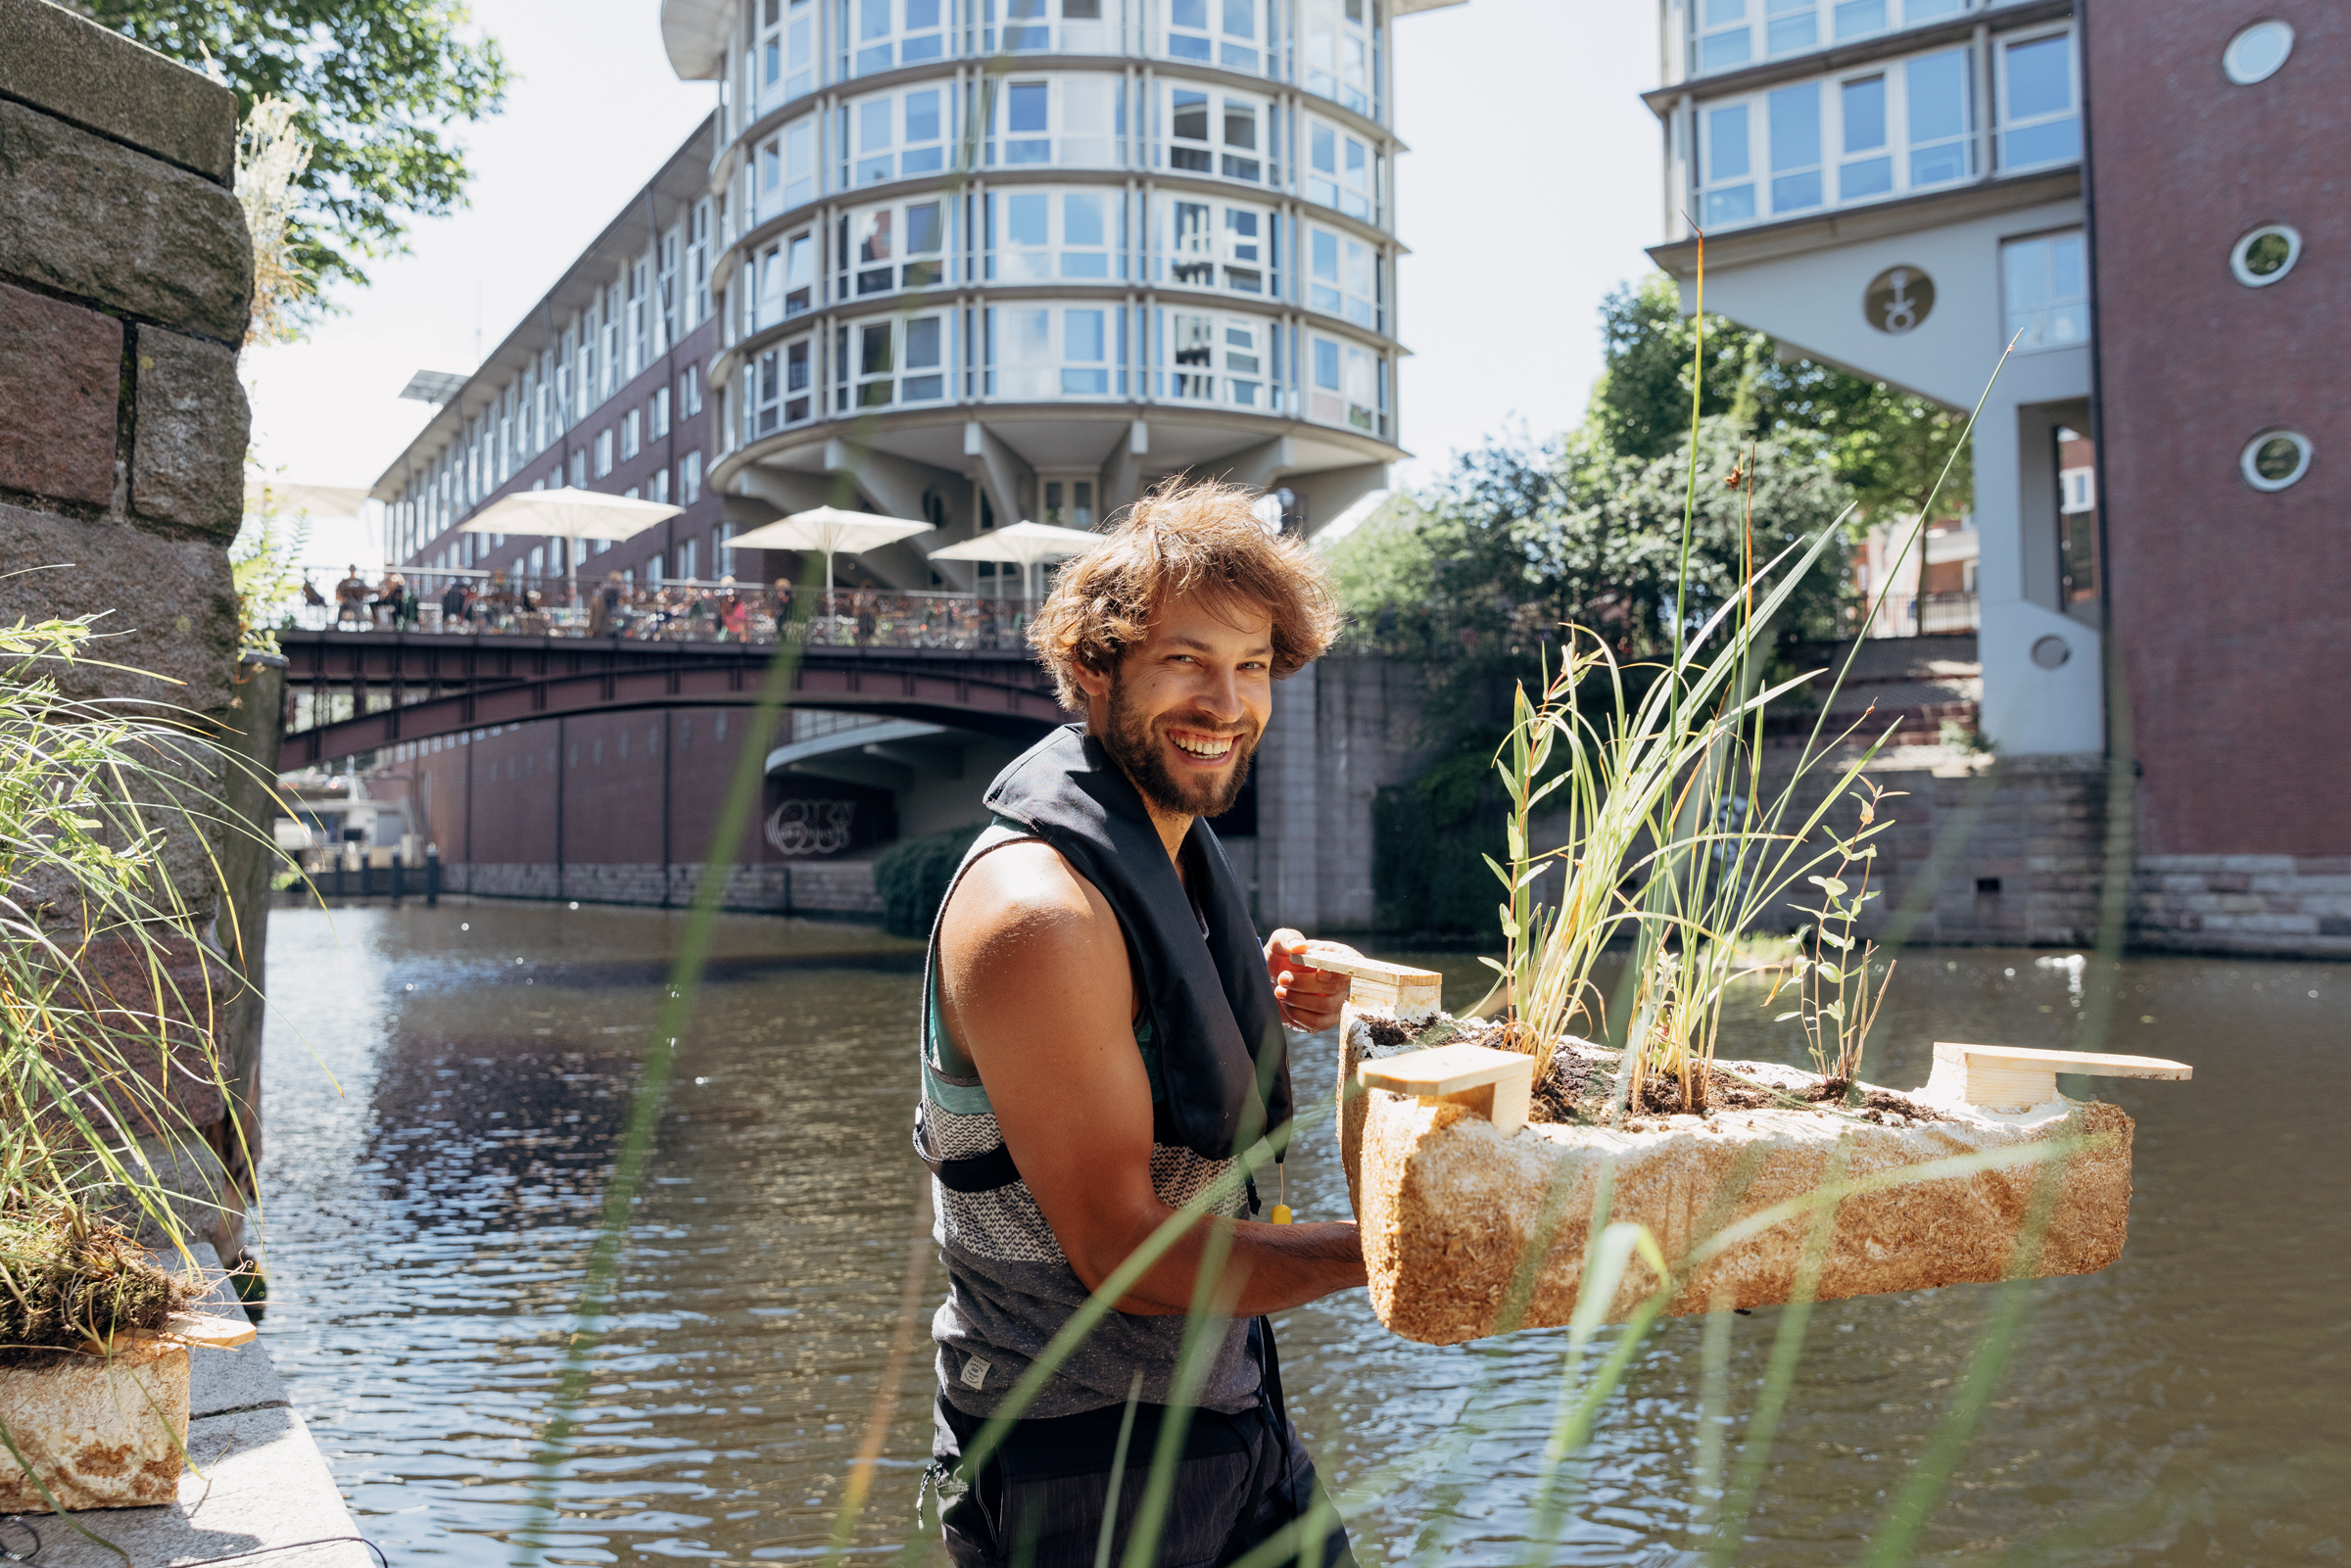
[1774,779,1900,1086]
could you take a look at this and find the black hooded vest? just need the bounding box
[917,724,1292,1186]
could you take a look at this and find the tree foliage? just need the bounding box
[1589,274,1973,520]
[80,1,511,305]
[1328,418,1853,674]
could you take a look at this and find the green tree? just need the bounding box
[1589,273,1973,521]
[1329,418,1852,673]
[80,1,511,305]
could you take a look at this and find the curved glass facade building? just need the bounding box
[660,0,1414,560]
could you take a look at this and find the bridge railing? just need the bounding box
[287,571,1046,651]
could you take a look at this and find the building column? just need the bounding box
[1256,662,1320,931]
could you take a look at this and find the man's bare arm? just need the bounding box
[938,843,1366,1316]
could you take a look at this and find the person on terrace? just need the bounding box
[918,479,1361,1565]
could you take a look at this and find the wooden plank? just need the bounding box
[1934,1042,2190,1079]
[1360,1043,1533,1136]
[1291,950,1442,988]
[159,1311,258,1350]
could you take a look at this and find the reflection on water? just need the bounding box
[259,903,2349,1565]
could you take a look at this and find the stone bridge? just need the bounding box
[276,629,1069,766]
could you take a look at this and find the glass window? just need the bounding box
[1172,0,1263,73]
[840,312,950,408]
[1305,334,1379,432]
[1703,103,1755,225]
[621,407,642,460]
[1768,81,1822,212]
[1840,74,1892,199]
[1161,311,1271,407]
[839,199,949,299]
[758,119,817,221]
[1765,0,1815,57]
[1224,209,1264,294]
[847,0,945,76]
[1832,0,1885,40]
[2001,230,2087,351]
[758,0,816,107]
[1999,31,2080,170]
[985,304,1125,400]
[990,188,1123,283]
[1305,118,1375,221]
[988,75,1119,169]
[1302,0,1371,114]
[1699,0,1751,71]
[1167,85,1271,185]
[1906,47,1972,186]
[1170,200,1213,284]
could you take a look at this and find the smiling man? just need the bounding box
[915,482,1364,1566]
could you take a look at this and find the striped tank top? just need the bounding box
[918,820,1259,1422]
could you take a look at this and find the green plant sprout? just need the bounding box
[1773,776,1901,1086]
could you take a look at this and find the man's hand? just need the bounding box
[1266,928,1358,1033]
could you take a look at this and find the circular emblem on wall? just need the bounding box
[2031,634,2073,671]
[1864,265,1936,335]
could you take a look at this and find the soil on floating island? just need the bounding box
[1351,1012,1957,1128]
[1341,1006,2135,1345]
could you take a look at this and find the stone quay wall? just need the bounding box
[0,0,264,1185]
[443,858,883,918]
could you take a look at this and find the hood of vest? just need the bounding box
[984,724,1291,1164]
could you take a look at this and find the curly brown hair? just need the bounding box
[1028,478,1342,710]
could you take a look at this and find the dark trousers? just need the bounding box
[929,1321,1354,1568]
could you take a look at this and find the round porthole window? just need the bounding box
[2231,224,2301,286]
[2031,635,2072,671]
[2222,20,2294,85]
[2240,430,2312,492]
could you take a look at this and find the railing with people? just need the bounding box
[289,569,1045,651]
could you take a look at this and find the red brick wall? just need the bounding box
[2088,0,2351,855]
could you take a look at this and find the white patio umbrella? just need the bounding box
[926,519,1103,600]
[727,505,935,597]
[459,487,683,592]
[245,481,371,520]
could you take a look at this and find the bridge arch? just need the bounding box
[276,630,1069,766]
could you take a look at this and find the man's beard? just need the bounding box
[1100,674,1258,820]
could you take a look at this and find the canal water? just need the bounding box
[257,902,2348,1566]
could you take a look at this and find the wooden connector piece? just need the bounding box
[1359,1043,1533,1136]
[1934,1041,2191,1113]
[1297,947,1444,1018]
[159,1310,258,1350]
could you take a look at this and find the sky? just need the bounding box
[241,0,1661,571]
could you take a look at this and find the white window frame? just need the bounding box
[1306,224,1378,329]
[1995,24,2082,173]
[1169,0,1268,77]
[1307,332,1382,435]
[755,228,819,328]
[985,0,1111,57]
[838,309,953,410]
[1165,83,1271,186]
[652,385,671,439]
[1301,0,1372,115]
[755,0,816,112]
[840,84,953,188]
[990,73,1121,170]
[1696,44,1974,231]
[842,0,951,79]
[593,428,615,478]
[1692,0,1969,76]
[2000,228,2088,353]
[682,451,703,505]
[1304,116,1376,221]
[757,118,818,224]
[992,187,1125,283]
[840,198,952,301]
[987,304,1125,401]
[1163,309,1271,409]
[621,407,642,460]
[745,335,816,440]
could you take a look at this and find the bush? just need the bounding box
[875,824,984,938]
[1371,743,1509,934]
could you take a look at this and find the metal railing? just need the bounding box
[285,572,1045,651]
[1915,591,1980,635]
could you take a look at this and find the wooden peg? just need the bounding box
[1933,1041,2191,1113]
[1296,948,1444,1018]
[1359,1043,1533,1136]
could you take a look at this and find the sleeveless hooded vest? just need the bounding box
[916,724,1289,1420]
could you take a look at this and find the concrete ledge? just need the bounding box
[32,1245,356,1568]
[0,0,236,182]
